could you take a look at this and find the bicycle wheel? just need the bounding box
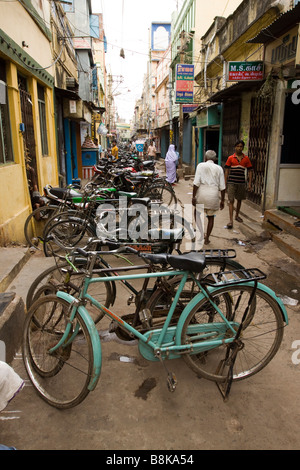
[43,218,96,257]
[23,295,95,409]
[24,205,59,248]
[146,259,246,325]
[42,208,79,235]
[143,183,177,206]
[181,285,285,383]
[26,260,112,324]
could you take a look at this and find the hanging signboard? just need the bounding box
[227,61,264,81]
[182,104,198,113]
[175,64,194,103]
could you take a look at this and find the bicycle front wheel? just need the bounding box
[23,295,95,409]
[181,285,285,383]
[25,260,113,324]
[43,218,96,256]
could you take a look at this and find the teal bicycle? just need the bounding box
[22,247,288,409]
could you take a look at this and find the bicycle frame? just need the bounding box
[51,265,244,392]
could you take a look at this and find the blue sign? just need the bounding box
[175,64,195,103]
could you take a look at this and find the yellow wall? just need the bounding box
[0,61,58,245]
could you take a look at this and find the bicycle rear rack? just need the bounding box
[200,249,237,259]
[204,268,266,287]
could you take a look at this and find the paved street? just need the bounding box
[1,172,300,451]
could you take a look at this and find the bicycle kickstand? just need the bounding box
[156,351,177,392]
[215,341,244,402]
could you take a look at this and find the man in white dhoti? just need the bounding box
[192,150,226,244]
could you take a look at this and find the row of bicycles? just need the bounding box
[21,155,289,409]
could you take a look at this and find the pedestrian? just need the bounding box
[224,140,253,229]
[98,141,103,159]
[192,150,226,245]
[111,140,119,159]
[147,140,157,160]
[165,144,179,185]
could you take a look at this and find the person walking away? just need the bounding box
[111,140,119,160]
[165,144,178,184]
[192,150,225,245]
[224,140,253,229]
[147,140,157,160]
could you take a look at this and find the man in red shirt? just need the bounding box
[224,140,253,229]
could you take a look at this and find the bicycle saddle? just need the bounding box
[167,252,206,273]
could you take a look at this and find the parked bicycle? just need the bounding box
[22,245,288,409]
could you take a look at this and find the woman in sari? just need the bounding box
[165,144,178,184]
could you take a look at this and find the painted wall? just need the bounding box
[0,1,58,245]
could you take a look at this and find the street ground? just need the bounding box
[1,168,300,451]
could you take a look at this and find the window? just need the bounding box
[37,84,48,155]
[0,60,13,164]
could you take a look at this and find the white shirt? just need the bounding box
[193,160,225,210]
[194,160,225,189]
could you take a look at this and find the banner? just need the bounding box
[175,64,194,103]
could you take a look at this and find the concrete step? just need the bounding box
[271,231,300,265]
[264,209,300,240]
[0,246,31,363]
[0,246,31,293]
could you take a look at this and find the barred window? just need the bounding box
[37,84,48,156]
[0,59,13,164]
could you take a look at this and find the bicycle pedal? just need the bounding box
[167,372,177,392]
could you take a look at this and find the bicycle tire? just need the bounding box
[180,284,284,383]
[26,260,113,324]
[143,183,177,207]
[24,205,59,248]
[23,295,95,409]
[42,208,80,235]
[43,217,97,257]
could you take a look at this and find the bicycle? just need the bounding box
[22,246,288,409]
[25,246,245,326]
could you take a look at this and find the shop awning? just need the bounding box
[247,3,300,44]
[208,80,263,103]
[55,87,81,100]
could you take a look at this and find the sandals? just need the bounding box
[235,216,243,222]
[226,223,233,229]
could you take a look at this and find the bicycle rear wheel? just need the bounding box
[143,183,177,206]
[146,259,246,326]
[24,205,59,249]
[181,285,285,383]
[23,296,95,409]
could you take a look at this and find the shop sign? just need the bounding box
[175,64,194,103]
[227,61,264,81]
[182,104,198,113]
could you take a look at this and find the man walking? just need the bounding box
[224,140,253,229]
[147,140,157,160]
[192,150,225,245]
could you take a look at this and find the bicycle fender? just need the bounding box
[56,291,102,391]
[174,281,288,346]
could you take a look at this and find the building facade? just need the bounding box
[0,0,58,245]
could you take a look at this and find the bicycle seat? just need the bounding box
[167,252,206,273]
[140,253,169,265]
[131,198,151,205]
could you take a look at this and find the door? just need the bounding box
[248,96,274,207]
[18,76,38,207]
